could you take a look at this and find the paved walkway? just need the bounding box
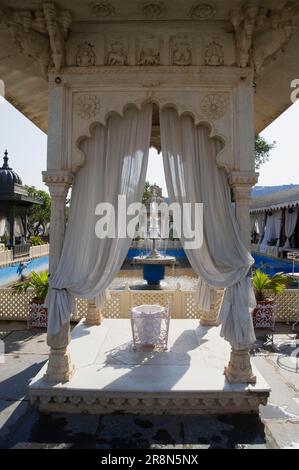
[0,321,298,449]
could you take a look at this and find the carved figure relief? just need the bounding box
[205,41,224,66]
[251,7,298,77]
[74,94,100,120]
[138,47,160,65]
[230,5,259,68]
[230,3,299,72]
[0,2,72,76]
[106,41,128,65]
[138,35,160,65]
[172,39,192,66]
[76,42,96,66]
[200,93,227,120]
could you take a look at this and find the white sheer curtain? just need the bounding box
[250,215,256,233]
[284,206,299,249]
[256,212,265,244]
[260,210,282,254]
[14,216,24,238]
[160,107,256,350]
[260,212,275,252]
[274,210,282,250]
[0,217,8,237]
[46,104,153,336]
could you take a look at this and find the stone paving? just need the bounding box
[0,321,298,449]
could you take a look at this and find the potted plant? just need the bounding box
[12,271,49,328]
[252,269,290,329]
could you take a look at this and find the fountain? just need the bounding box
[133,195,176,289]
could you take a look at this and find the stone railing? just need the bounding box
[29,244,50,259]
[0,287,298,324]
[0,250,13,266]
[0,244,49,267]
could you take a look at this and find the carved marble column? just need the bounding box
[85,299,102,326]
[43,171,73,275]
[225,171,259,383]
[43,170,74,382]
[229,171,259,251]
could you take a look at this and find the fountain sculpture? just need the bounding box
[133,195,176,289]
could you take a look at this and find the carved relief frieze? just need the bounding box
[76,41,96,66]
[171,35,192,66]
[106,36,128,65]
[205,41,224,66]
[64,27,236,68]
[137,35,161,65]
[31,392,268,414]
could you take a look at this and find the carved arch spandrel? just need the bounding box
[70,91,232,173]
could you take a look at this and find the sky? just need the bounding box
[0,98,299,195]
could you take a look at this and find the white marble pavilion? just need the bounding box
[1,0,299,414]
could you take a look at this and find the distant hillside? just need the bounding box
[252,185,299,198]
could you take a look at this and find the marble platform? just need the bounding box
[29,319,270,415]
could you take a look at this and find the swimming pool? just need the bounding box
[0,256,49,287]
[0,251,297,287]
[253,253,299,277]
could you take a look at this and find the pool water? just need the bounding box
[0,251,297,288]
[253,253,299,277]
[0,256,49,287]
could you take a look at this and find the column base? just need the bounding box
[224,348,256,384]
[44,347,75,383]
[200,310,219,327]
[85,300,102,326]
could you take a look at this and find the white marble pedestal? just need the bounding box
[29,319,270,415]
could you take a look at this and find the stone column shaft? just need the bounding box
[224,171,259,383]
[42,170,74,383]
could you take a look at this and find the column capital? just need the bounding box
[42,170,74,197]
[228,171,259,187]
[42,170,74,186]
[229,171,259,200]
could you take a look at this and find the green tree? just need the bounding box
[255,135,276,170]
[142,181,159,205]
[26,186,51,236]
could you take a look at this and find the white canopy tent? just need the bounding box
[251,188,299,254]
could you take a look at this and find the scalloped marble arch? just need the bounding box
[74,96,229,174]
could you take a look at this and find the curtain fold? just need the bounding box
[46,104,153,336]
[284,207,299,249]
[274,210,282,248]
[256,212,265,244]
[160,107,256,349]
[260,210,282,254]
